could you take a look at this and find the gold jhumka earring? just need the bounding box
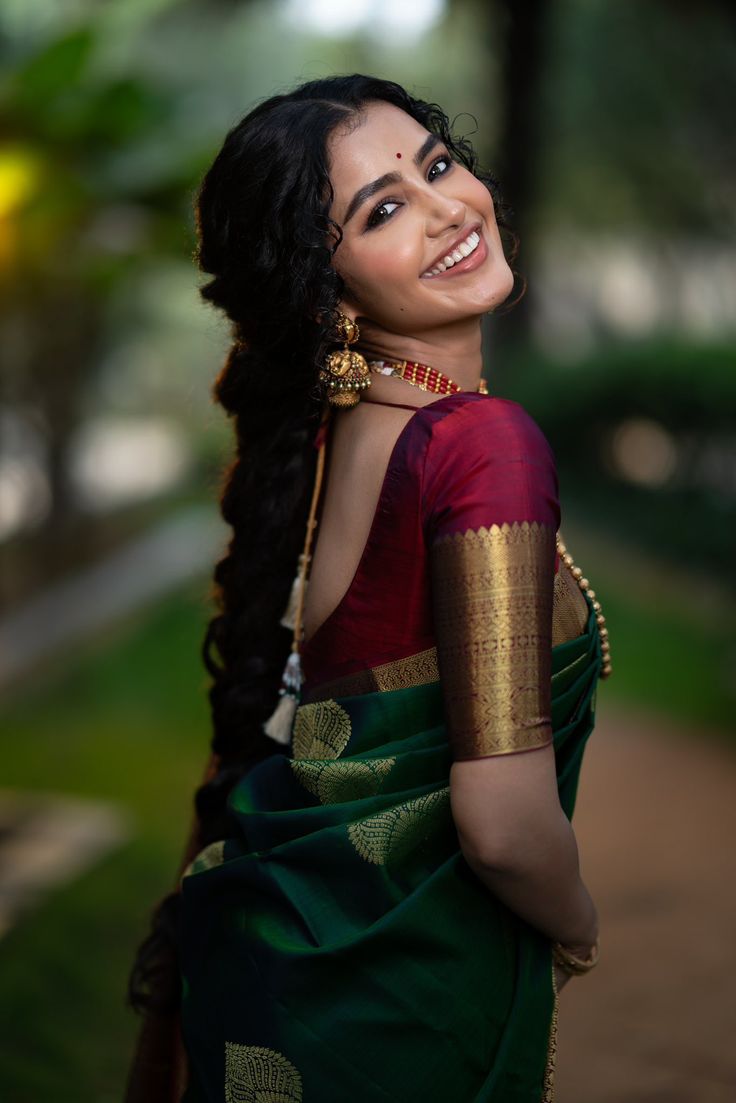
[317,311,371,408]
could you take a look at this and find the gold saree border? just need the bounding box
[302,645,440,704]
[430,521,555,759]
[552,550,590,647]
[542,960,559,1102]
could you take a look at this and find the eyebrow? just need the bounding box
[342,133,443,226]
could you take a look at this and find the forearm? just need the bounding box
[462,810,598,947]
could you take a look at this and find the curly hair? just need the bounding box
[126,73,521,1018]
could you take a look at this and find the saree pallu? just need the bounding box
[178,599,602,1103]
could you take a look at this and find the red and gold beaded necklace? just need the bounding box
[367,358,489,395]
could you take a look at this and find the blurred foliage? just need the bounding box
[504,339,736,583]
[0,23,197,289]
[536,0,736,236]
[0,14,207,602]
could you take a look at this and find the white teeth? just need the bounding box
[422,229,481,278]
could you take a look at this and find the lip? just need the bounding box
[420,221,487,279]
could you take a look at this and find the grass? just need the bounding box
[0,544,733,1100]
[0,580,212,1102]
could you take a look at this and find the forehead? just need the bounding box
[328,101,432,194]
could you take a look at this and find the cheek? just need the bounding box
[337,239,415,303]
[468,178,497,223]
[366,242,417,286]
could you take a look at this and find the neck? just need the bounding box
[354,316,485,393]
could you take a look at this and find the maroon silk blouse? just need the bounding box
[300,391,589,760]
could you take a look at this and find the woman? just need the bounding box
[126,74,609,1103]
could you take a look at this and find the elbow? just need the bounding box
[449,738,563,874]
[455,806,570,877]
[456,823,531,876]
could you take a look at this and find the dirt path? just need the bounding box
[555,702,736,1102]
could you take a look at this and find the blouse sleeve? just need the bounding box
[423,398,561,761]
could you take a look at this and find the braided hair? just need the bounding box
[127,72,519,1015]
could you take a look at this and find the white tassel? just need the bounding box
[280,558,307,630]
[262,690,298,745]
[262,650,303,746]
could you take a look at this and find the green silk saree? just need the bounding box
[178,598,602,1102]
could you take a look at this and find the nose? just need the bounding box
[423,187,466,236]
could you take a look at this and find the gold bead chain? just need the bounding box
[556,534,612,679]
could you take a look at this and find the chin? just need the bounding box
[456,265,514,316]
[486,263,515,311]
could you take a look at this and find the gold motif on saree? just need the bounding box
[302,646,439,704]
[291,698,351,760]
[347,786,450,865]
[224,1042,302,1103]
[290,756,396,805]
[552,550,590,646]
[180,839,225,881]
[430,521,555,759]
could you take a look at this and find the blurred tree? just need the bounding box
[485,0,553,364]
[0,23,202,600]
[485,0,736,365]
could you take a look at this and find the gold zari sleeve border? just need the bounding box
[430,520,555,759]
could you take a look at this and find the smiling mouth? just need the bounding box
[420,223,487,279]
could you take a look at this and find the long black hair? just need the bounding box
[127,72,520,1016]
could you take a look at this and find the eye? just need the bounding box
[428,154,452,181]
[365,200,400,230]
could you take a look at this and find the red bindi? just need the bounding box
[395,152,402,158]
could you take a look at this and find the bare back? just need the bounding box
[302,396,433,646]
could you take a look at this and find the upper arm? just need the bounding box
[423,399,560,763]
[423,399,562,859]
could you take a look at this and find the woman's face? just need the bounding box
[327,101,515,335]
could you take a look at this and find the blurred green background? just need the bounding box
[1,1,734,1100]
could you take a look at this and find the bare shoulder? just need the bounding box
[329,399,419,470]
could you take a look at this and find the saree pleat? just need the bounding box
[178,597,602,1102]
